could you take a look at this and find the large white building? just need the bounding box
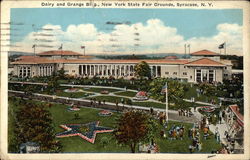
[11,49,232,83]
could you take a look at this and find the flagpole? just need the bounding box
[184,44,186,58]
[33,45,36,56]
[165,82,168,123]
[188,44,190,55]
[224,42,226,55]
[84,47,85,56]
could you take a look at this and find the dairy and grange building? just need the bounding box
[11,49,232,83]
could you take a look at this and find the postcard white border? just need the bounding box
[1,0,250,160]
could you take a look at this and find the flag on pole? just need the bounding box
[32,44,36,48]
[81,46,85,49]
[161,83,169,123]
[161,84,168,94]
[218,43,225,49]
[58,44,63,50]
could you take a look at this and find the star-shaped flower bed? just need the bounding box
[56,121,113,144]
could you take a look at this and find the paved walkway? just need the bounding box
[9,81,217,107]
[9,90,197,123]
[190,106,230,145]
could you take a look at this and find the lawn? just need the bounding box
[8,97,222,153]
[157,121,221,153]
[87,96,131,104]
[56,91,94,98]
[82,87,121,93]
[132,101,166,109]
[114,91,137,97]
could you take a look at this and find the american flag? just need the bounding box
[58,44,63,50]
[81,46,85,49]
[161,84,168,94]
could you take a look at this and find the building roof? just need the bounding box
[191,50,219,56]
[11,56,189,65]
[185,58,225,67]
[79,55,95,59]
[165,56,178,59]
[229,105,243,127]
[11,56,55,64]
[38,50,82,56]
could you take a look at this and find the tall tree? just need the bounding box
[134,61,151,80]
[57,68,66,79]
[114,110,157,153]
[15,101,62,153]
[149,78,184,103]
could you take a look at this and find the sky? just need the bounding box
[10,8,243,55]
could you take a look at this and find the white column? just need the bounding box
[122,65,125,76]
[85,65,87,75]
[150,66,153,77]
[101,65,104,76]
[213,70,216,81]
[207,70,209,81]
[17,66,19,77]
[93,65,95,76]
[22,67,24,77]
[25,67,28,77]
[156,66,158,77]
[119,65,122,77]
[201,70,203,82]
[194,69,197,82]
[41,67,43,77]
[97,65,99,75]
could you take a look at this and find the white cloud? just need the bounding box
[11,20,243,56]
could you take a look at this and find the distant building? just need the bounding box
[11,49,233,83]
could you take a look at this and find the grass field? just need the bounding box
[82,87,121,93]
[8,98,221,153]
[87,96,131,104]
[132,101,166,109]
[114,91,137,97]
[56,91,94,98]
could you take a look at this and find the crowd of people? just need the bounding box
[177,108,193,117]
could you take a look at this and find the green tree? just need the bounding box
[47,76,59,93]
[114,110,157,153]
[149,78,184,103]
[15,101,62,153]
[134,61,151,80]
[57,68,66,79]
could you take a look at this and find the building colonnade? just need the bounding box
[38,65,54,77]
[78,64,162,78]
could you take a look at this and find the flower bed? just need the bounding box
[98,110,113,116]
[100,90,109,94]
[64,88,83,93]
[133,91,149,101]
[198,106,215,113]
[68,106,80,111]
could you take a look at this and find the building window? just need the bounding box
[224,74,228,77]
[72,70,75,73]
[190,76,192,79]
[173,72,177,75]
[27,67,31,77]
[196,70,201,82]
[165,72,169,75]
[183,72,187,76]
[209,70,214,82]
